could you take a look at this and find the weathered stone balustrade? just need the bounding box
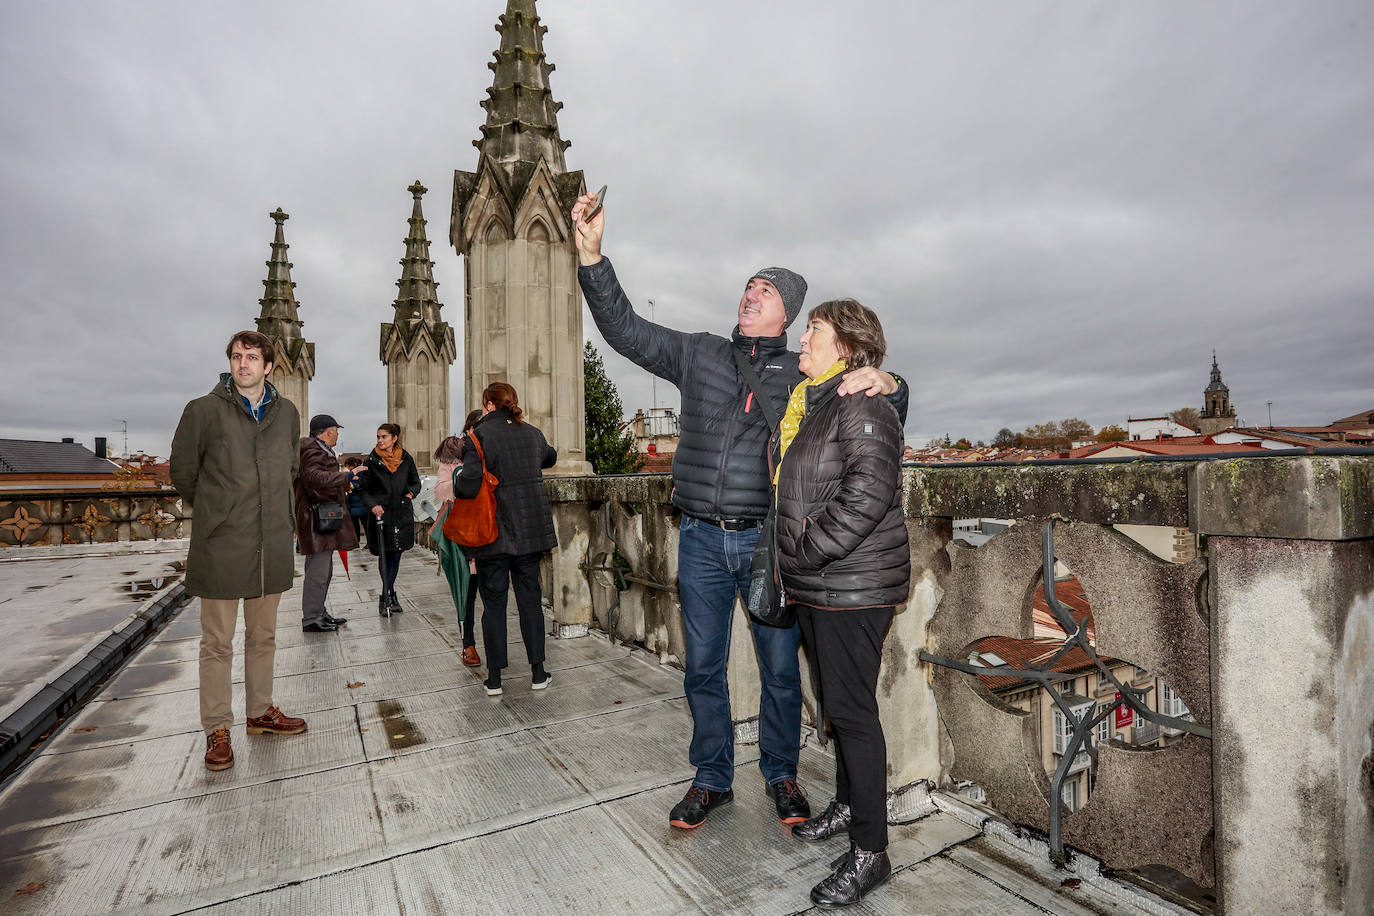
[546,455,1374,915]
[0,489,188,547]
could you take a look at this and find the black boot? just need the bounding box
[378,594,391,616]
[388,591,403,612]
[809,844,891,908]
[792,798,852,841]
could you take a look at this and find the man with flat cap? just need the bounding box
[294,414,360,633]
[572,194,908,831]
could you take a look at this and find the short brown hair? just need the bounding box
[225,330,277,366]
[433,436,464,463]
[481,382,524,423]
[463,409,483,432]
[806,299,886,370]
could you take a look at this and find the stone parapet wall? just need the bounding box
[545,455,1374,914]
[0,489,188,548]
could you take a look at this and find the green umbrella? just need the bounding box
[431,502,470,622]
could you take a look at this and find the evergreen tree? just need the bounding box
[584,341,644,474]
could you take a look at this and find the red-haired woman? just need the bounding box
[455,383,558,696]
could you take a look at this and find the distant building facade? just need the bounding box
[627,407,680,455]
[1126,416,1196,440]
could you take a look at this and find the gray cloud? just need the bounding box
[1,0,1369,457]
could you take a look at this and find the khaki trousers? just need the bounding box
[199,593,281,733]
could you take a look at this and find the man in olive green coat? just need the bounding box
[171,330,310,772]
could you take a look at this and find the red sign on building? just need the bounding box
[1114,693,1133,728]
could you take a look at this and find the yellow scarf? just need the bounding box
[775,359,847,483]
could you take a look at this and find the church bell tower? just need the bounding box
[1199,350,1238,435]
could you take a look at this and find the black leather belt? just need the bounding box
[695,516,760,531]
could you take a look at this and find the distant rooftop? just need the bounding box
[0,439,117,476]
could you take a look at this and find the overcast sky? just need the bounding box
[1,0,1370,457]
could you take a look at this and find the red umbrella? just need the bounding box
[338,549,351,579]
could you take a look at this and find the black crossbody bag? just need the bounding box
[309,441,347,534]
[732,349,793,629]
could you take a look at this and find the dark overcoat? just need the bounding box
[293,436,360,555]
[360,448,421,555]
[456,409,558,558]
[170,375,300,599]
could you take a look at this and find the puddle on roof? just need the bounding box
[377,699,428,751]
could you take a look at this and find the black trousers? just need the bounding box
[462,569,477,648]
[476,552,546,671]
[796,604,895,853]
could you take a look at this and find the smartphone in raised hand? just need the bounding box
[583,185,607,223]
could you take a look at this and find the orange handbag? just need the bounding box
[442,431,499,547]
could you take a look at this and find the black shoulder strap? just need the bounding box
[732,348,781,432]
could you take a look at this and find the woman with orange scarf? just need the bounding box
[360,422,421,614]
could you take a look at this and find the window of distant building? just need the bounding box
[1161,683,1191,720]
[1061,779,1079,812]
[1053,699,1093,755]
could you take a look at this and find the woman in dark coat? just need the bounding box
[360,422,421,614]
[771,299,909,909]
[455,382,557,696]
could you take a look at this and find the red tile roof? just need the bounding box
[966,578,1106,691]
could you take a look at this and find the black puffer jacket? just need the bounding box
[773,375,910,609]
[360,449,421,555]
[579,257,910,521]
[456,409,558,558]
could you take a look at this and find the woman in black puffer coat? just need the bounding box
[455,382,558,696]
[771,299,909,909]
[360,423,421,615]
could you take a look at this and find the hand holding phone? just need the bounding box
[583,185,607,223]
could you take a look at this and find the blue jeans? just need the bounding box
[677,515,803,792]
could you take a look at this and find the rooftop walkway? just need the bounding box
[0,550,1184,915]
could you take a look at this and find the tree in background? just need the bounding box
[993,428,1020,447]
[1170,407,1201,430]
[1097,424,1128,442]
[1022,421,1062,447]
[1060,417,1095,443]
[952,438,973,450]
[584,341,644,474]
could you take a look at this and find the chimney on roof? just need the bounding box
[62,437,74,443]
[94,437,107,459]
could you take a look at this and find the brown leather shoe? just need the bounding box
[246,706,308,736]
[461,645,481,667]
[204,727,234,770]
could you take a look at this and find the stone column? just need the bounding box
[1194,456,1374,914]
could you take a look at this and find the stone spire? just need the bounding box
[255,207,314,433]
[475,0,571,180]
[1199,349,1237,435]
[381,182,457,472]
[450,0,591,475]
